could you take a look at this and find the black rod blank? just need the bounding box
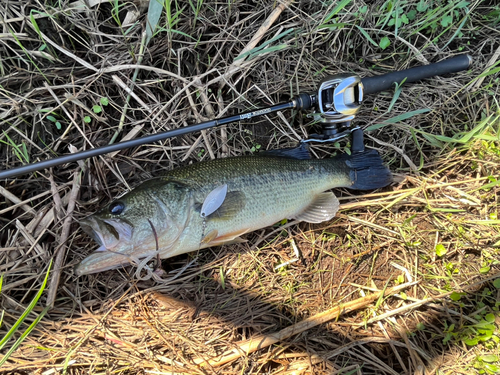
[0,101,296,180]
[0,55,472,180]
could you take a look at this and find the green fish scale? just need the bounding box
[161,156,352,254]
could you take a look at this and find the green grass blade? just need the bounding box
[477,179,500,192]
[441,10,470,50]
[365,109,431,132]
[455,115,497,144]
[476,65,500,79]
[247,44,289,59]
[1,131,30,164]
[146,0,165,45]
[317,23,347,30]
[321,0,352,24]
[410,127,425,170]
[421,132,443,148]
[407,114,497,146]
[234,28,294,61]
[0,306,50,367]
[375,279,391,310]
[0,261,52,352]
[355,25,378,47]
[387,78,407,113]
[472,134,500,141]
[154,27,195,40]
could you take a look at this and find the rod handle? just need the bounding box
[361,54,472,95]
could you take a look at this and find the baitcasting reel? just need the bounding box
[295,54,472,153]
[302,73,365,153]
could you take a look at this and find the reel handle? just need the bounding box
[361,54,472,95]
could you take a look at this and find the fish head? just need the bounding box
[75,179,194,275]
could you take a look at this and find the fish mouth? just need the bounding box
[76,216,137,276]
[80,216,133,253]
[80,220,104,250]
[76,219,157,276]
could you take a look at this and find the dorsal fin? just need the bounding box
[259,144,310,160]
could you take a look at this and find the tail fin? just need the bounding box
[340,149,393,190]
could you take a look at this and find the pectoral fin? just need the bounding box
[292,192,340,224]
[202,228,250,247]
[198,191,246,221]
[201,229,218,244]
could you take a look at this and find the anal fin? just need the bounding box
[292,192,339,224]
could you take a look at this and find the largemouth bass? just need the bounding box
[75,148,392,275]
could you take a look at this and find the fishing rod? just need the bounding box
[0,54,472,180]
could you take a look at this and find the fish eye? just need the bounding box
[109,201,125,215]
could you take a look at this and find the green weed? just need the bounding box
[188,0,203,30]
[92,97,109,115]
[352,0,473,50]
[39,109,65,131]
[441,283,500,360]
[0,130,30,164]
[473,354,500,375]
[110,0,127,27]
[165,0,185,33]
[0,261,52,366]
[29,10,58,59]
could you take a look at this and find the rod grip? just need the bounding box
[361,54,472,95]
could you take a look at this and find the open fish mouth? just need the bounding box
[76,218,160,276]
[80,220,106,251]
[76,216,139,275]
[80,216,133,253]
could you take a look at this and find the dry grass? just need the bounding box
[1,0,499,374]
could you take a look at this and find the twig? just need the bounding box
[392,317,426,373]
[469,44,500,92]
[183,83,215,159]
[15,219,45,257]
[0,185,35,215]
[343,214,400,236]
[110,30,148,144]
[112,74,152,112]
[356,291,455,326]
[46,167,83,308]
[47,174,64,222]
[212,0,293,91]
[0,184,69,216]
[229,0,294,69]
[43,83,93,146]
[355,272,500,327]
[193,281,418,367]
[368,134,419,172]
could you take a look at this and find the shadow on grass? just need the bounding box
[16,230,493,375]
